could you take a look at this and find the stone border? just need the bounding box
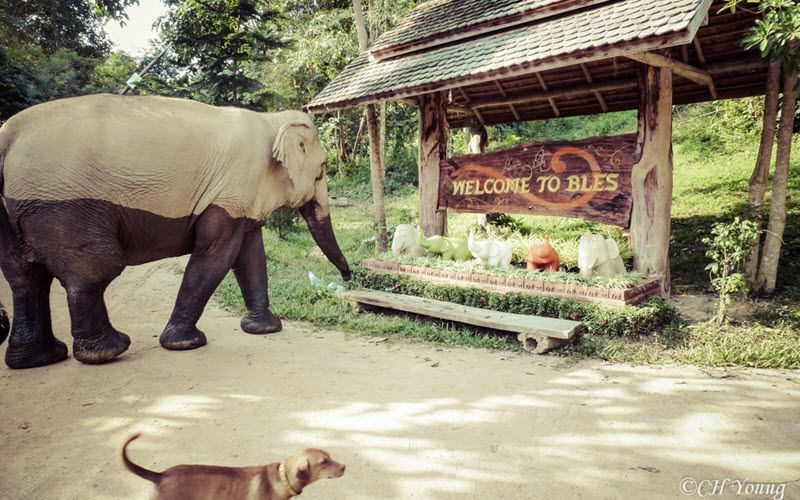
[361,259,661,307]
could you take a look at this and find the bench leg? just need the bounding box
[346,300,369,313]
[517,333,573,354]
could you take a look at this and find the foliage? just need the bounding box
[352,267,676,338]
[0,0,143,118]
[0,0,135,57]
[265,207,300,239]
[722,0,800,71]
[702,218,760,324]
[158,0,287,109]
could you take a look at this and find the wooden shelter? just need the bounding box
[307,0,769,294]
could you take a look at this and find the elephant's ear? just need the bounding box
[605,239,621,260]
[272,120,313,187]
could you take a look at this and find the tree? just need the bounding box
[353,0,387,253]
[723,0,800,295]
[159,0,287,109]
[0,0,138,118]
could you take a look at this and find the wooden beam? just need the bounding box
[457,87,485,125]
[681,45,689,63]
[630,62,673,296]
[453,80,636,111]
[580,63,608,112]
[535,72,561,117]
[418,92,448,236]
[627,51,717,99]
[493,80,522,121]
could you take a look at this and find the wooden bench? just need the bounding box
[344,289,583,354]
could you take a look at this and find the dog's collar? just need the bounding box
[279,462,300,497]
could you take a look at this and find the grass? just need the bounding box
[214,108,800,369]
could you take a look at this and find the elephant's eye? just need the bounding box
[299,141,306,153]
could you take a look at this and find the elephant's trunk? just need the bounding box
[299,202,351,281]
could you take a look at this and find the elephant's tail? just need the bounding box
[121,434,163,484]
[0,302,8,346]
[0,119,11,195]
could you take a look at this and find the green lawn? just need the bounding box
[214,120,800,369]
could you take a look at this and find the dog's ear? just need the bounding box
[295,458,311,483]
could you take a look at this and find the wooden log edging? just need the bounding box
[361,259,661,307]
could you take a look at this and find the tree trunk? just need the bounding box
[630,62,674,296]
[469,124,499,229]
[418,92,448,236]
[755,70,798,295]
[745,59,782,284]
[335,110,347,170]
[353,0,388,252]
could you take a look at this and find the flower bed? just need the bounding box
[362,258,661,307]
[352,266,677,339]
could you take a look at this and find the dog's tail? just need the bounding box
[122,434,162,483]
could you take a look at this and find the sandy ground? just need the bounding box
[1,258,799,500]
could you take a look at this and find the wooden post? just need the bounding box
[418,92,448,236]
[630,62,673,296]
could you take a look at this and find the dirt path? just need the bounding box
[1,259,799,499]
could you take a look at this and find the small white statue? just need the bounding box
[467,232,513,269]
[391,224,427,257]
[578,234,626,279]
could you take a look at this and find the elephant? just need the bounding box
[577,234,626,279]
[0,303,8,346]
[417,232,472,261]
[467,232,513,269]
[0,94,350,369]
[527,235,560,272]
[391,224,427,258]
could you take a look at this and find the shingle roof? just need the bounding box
[307,0,712,113]
[371,0,610,57]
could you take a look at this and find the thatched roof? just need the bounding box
[307,0,768,127]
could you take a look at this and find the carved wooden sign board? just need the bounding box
[439,134,639,227]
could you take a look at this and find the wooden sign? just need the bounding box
[439,134,639,227]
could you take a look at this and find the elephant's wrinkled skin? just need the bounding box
[0,95,350,369]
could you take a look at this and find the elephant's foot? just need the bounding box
[240,311,283,335]
[5,337,69,369]
[73,327,131,364]
[160,323,207,351]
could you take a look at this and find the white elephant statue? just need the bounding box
[391,224,427,257]
[578,234,626,279]
[467,232,513,269]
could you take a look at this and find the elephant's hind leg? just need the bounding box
[160,207,245,351]
[3,263,68,369]
[66,282,130,364]
[0,206,67,369]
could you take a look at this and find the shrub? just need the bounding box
[265,208,300,239]
[702,217,759,324]
[352,267,677,338]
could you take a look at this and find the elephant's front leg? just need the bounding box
[160,209,245,350]
[232,228,282,334]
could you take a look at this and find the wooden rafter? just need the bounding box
[493,80,522,121]
[627,51,717,99]
[535,72,561,117]
[580,63,608,112]
[457,87,485,124]
[693,37,707,64]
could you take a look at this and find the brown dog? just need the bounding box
[122,434,345,500]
